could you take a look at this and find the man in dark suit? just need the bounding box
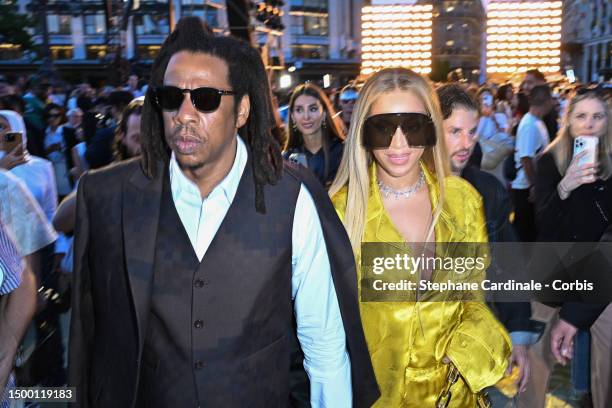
[69,17,378,408]
[437,84,541,395]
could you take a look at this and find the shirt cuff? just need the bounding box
[306,350,352,408]
[510,331,540,346]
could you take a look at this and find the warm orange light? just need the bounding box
[486,1,562,77]
[361,3,432,77]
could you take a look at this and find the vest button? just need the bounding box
[194,320,204,329]
[194,361,205,370]
[194,279,207,288]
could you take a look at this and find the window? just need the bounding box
[290,44,328,59]
[134,14,170,35]
[290,0,327,8]
[0,45,22,61]
[84,14,106,35]
[304,15,327,35]
[291,14,327,36]
[137,45,161,59]
[47,15,72,35]
[181,8,218,28]
[86,45,107,60]
[50,46,73,60]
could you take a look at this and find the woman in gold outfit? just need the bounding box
[329,68,511,407]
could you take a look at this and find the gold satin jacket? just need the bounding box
[332,163,511,407]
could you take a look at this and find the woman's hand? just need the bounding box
[506,344,530,393]
[557,150,598,200]
[0,145,26,170]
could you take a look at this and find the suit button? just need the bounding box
[194,320,204,329]
[194,279,207,288]
[194,361,205,370]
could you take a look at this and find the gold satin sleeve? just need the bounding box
[444,184,511,393]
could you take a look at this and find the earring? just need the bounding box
[292,123,298,131]
[322,117,327,129]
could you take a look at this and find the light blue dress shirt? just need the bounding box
[169,136,352,407]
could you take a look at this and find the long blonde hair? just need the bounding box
[329,68,450,252]
[545,90,612,180]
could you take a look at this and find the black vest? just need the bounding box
[137,160,300,407]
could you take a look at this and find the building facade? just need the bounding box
[0,0,363,86]
[431,0,485,82]
[276,0,362,87]
[562,0,611,82]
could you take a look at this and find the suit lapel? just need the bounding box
[122,161,164,349]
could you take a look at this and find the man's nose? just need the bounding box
[459,132,474,149]
[174,93,198,124]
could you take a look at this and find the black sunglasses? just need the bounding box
[363,113,436,149]
[153,85,236,113]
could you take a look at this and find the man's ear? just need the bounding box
[236,95,250,129]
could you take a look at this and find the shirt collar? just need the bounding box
[169,135,247,207]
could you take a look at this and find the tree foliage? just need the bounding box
[0,1,35,51]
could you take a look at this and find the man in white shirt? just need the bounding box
[511,85,553,242]
[69,17,378,408]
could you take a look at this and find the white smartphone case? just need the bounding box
[573,136,599,167]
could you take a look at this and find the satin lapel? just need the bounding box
[122,161,164,349]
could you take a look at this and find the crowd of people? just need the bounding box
[0,15,611,408]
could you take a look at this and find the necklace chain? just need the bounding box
[377,171,425,200]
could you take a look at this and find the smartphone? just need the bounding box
[573,136,599,167]
[288,152,308,168]
[2,132,23,153]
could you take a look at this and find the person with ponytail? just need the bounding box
[329,68,511,407]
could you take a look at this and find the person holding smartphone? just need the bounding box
[535,87,612,407]
[0,110,58,223]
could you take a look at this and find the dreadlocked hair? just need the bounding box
[141,16,282,213]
